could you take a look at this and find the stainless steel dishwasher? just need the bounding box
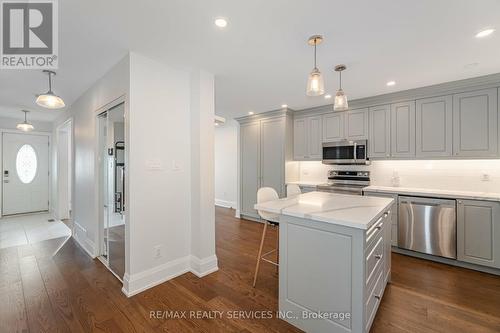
[398,196,457,259]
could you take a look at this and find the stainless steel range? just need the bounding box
[317,170,370,195]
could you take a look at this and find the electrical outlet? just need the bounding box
[153,245,162,259]
[481,173,491,182]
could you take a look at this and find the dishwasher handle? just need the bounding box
[398,196,456,207]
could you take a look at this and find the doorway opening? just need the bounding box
[97,102,126,281]
[56,119,73,230]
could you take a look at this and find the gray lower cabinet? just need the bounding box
[416,95,453,157]
[363,190,398,247]
[453,88,498,157]
[457,199,500,269]
[369,105,391,158]
[391,101,416,157]
[293,115,322,160]
[239,115,289,219]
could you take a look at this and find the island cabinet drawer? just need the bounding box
[365,268,385,332]
[365,235,384,287]
[365,212,388,249]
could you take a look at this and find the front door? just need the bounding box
[2,133,49,215]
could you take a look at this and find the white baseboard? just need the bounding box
[215,199,237,209]
[235,209,241,218]
[72,220,96,258]
[121,254,219,297]
[190,255,219,278]
[122,256,191,297]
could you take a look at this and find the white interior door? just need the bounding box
[2,133,49,215]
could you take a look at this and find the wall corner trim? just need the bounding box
[190,255,219,278]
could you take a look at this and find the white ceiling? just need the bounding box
[1,0,500,122]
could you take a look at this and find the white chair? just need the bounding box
[253,187,280,287]
[286,184,302,197]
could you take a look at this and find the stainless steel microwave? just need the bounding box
[322,140,368,165]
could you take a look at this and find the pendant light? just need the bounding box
[306,35,325,96]
[17,110,34,132]
[333,64,348,111]
[36,70,65,109]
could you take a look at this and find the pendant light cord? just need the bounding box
[314,39,317,69]
[24,111,27,122]
[339,70,342,89]
[48,72,52,92]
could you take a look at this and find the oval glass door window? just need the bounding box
[16,144,38,184]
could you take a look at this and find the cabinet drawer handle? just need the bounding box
[375,254,382,260]
[374,295,381,300]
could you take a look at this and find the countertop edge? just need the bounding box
[363,186,500,202]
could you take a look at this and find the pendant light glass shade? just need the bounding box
[306,35,325,96]
[306,68,325,96]
[334,88,348,111]
[333,64,348,111]
[36,92,65,109]
[36,70,65,109]
[17,111,34,132]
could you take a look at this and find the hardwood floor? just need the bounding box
[1,206,499,332]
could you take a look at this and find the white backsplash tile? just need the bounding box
[297,160,500,192]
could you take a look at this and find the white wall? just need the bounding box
[295,160,500,193]
[214,119,238,208]
[51,55,130,257]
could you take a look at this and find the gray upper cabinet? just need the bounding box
[345,108,369,140]
[293,116,322,160]
[391,101,416,157]
[261,118,285,196]
[240,122,261,218]
[323,112,344,142]
[369,105,391,158]
[457,200,500,269]
[416,95,453,157]
[453,88,498,157]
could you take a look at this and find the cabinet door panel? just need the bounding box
[293,118,307,160]
[369,105,391,158]
[240,122,260,217]
[346,108,369,140]
[308,116,322,159]
[416,95,453,157]
[457,200,500,268]
[453,89,498,157]
[261,118,285,196]
[391,101,416,157]
[323,113,345,142]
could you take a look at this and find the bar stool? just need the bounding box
[253,187,280,287]
[286,184,302,197]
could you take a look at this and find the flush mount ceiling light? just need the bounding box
[214,17,228,28]
[36,70,65,109]
[17,110,34,132]
[324,94,332,99]
[333,64,348,111]
[475,28,495,38]
[215,115,226,126]
[386,80,396,86]
[248,111,254,115]
[306,35,325,96]
[281,104,288,108]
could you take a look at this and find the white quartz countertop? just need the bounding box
[363,185,500,202]
[286,180,324,187]
[254,191,394,230]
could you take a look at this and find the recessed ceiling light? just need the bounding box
[386,81,396,86]
[215,17,228,28]
[281,104,288,108]
[248,111,254,115]
[475,28,495,38]
[324,94,332,99]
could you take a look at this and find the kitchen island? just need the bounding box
[255,191,394,333]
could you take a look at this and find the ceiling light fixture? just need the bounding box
[248,111,254,115]
[281,104,288,108]
[16,110,34,132]
[36,70,65,109]
[324,94,332,99]
[386,80,396,86]
[333,64,348,111]
[306,35,325,96]
[475,28,495,38]
[215,17,228,28]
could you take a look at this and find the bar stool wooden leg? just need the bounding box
[253,222,268,287]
